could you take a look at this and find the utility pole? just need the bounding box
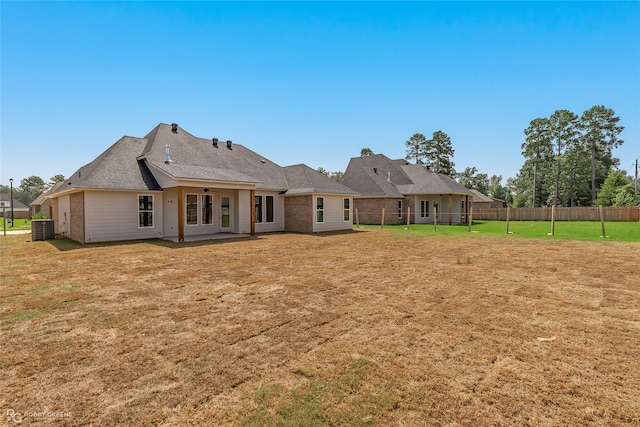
[9,178,14,228]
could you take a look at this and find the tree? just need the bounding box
[579,106,624,203]
[317,167,329,176]
[488,175,507,201]
[456,167,489,195]
[18,176,47,205]
[49,174,65,187]
[425,130,455,176]
[522,118,553,207]
[549,110,579,207]
[317,167,343,182]
[405,133,427,165]
[360,148,374,156]
[596,170,634,206]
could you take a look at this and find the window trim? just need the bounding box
[343,198,350,222]
[398,199,403,219]
[316,196,325,224]
[420,200,430,218]
[255,195,263,224]
[138,194,154,228]
[186,193,198,226]
[265,195,274,223]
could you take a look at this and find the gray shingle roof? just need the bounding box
[51,136,162,193]
[0,193,30,210]
[49,123,355,196]
[342,154,473,197]
[283,164,358,196]
[31,182,64,206]
[141,124,288,190]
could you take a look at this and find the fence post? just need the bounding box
[406,207,411,229]
[550,205,556,236]
[355,208,360,228]
[381,208,385,228]
[599,205,607,238]
[434,206,438,231]
[506,206,510,234]
[468,207,473,232]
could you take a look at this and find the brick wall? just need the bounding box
[284,195,313,233]
[353,198,408,225]
[70,192,85,243]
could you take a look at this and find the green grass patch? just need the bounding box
[236,357,399,427]
[1,218,31,231]
[362,220,640,242]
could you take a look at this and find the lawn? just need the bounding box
[0,218,31,231]
[1,230,639,426]
[365,220,640,242]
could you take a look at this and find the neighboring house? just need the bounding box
[47,123,357,243]
[31,182,64,218]
[0,194,31,219]
[468,189,505,209]
[341,154,474,225]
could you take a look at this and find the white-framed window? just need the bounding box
[255,195,275,224]
[202,194,213,225]
[398,200,403,219]
[316,197,324,223]
[420,200,430,218]
[138,195,153,227]
[343,198,350,222]
[186,194,198,225]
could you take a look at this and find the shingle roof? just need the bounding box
[0,194,30,210]
[50,136,162,194]
[283,164,358,196]
[468,189,493,202]
[397,164,474,196]
[49,123,355,196]
[31,182,63,206]
[342,154,473,197]
[140,124,288,190]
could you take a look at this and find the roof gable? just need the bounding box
[283,164,358,196]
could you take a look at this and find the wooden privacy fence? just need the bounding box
[472,206,640,222]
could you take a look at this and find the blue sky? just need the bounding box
[2,1,639,188]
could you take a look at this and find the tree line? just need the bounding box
[318,104,636,207]
[0,175,65,206]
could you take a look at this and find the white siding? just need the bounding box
[162,187,179,238]
[313,195,353,233]
[236,190,251,234]
[84,191,163,242]
[254,192,285,233]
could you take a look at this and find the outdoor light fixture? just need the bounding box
[9,178,14,227]
[203,188,209,193]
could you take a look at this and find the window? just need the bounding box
[186,194,198,225]
[420,200,430,218]
[255,195,275,224]
[255,195,263,223]
[265,195,274,223]
[138,195,153,227]
[316,197,324,223]
[202,194,213,225]
[343,198,350,222]
[398,200,403,219]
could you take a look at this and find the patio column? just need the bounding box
[250,189,255,236]
[178,186,184,242]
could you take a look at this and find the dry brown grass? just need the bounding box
[1,230,639,426]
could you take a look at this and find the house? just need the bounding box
[0,194,31,220]
[468,189,505,209]
[31,182,64,218]
[47,123,357,243]
[341,154,474,225]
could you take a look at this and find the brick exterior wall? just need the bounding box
[51,198,59,233]
[284,195,313,233]
[70,192,85,243]
[354,197,408,225]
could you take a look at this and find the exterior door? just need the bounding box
[220,195,231,232]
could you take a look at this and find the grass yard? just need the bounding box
[0,218,31,231]
[366,220,640,242]
[1,230,639,426]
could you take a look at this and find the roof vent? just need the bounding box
[226,140,232,149]
[387,172,391,183]
[212,138,218,148]
[171,123,178,133]
[164,144,172,164]
[373,167,378,174]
